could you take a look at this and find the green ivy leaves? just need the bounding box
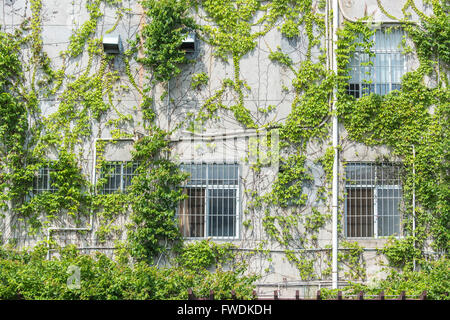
[336,10,449,261]
[139,0,198,82]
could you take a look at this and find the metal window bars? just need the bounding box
[100,161,139,194]
[347,28,405,98]
[32,167,58,195]
[178,163,239,239]
[344,162,403,238]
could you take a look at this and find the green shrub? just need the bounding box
[0,242,257,300]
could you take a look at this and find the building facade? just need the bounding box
[0,0,446,298]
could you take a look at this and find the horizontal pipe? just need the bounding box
[231,247,379,253]
[256,280,356,287]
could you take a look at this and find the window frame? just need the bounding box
[177,162,240,240]
[31,166,58,196]
[99,161,139,194]
[344,162,403,239]
[346,27,406,98]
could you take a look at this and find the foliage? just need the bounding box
[321,258,449,300]
[127,132,189,262]
[381,236,423,270]
[139,0,197,82]
[190,72,209,90]
[175,239,236,271]
[0,32,22,89]
[0,242,257,300]
[65,0,103,58]
[18,151,89,231]
[0,30,33,216]
[406,1,450,66]
[336,14,449,257]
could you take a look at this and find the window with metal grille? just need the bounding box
[32,167,58,195]
[178,163,239,239]
[344,162,403,238]
[100,161,139,194]
[347,28,405,98]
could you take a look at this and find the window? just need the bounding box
[100,161,139,194]
[344,162,403,238]
[32,167,58,195]
[178,163,239,238]
[347,28,405,98]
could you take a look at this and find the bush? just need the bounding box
[321,258,450,300]
[0,242,257,300]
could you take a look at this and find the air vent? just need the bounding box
[103,35,123,55]
[180,32,196,53]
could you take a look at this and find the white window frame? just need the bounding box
[347,27,406,98]
[31,167,58,196]
[344,162,403,239]
[178,163,240,240]
[99,161,139,194]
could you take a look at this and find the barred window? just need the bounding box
[178,163,239,239]
[32,167,58,195]
[344,162,403,238]
[100,161,139,194]
[347,28,405,98]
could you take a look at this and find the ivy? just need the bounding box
[126,131,188,262]
[30,0,54,91]
[138,0,198,83]
[321,257,449,300]
[0,30,32,218]
[190,72,209,90]
[336,3,449,268]
[175,239,236,271]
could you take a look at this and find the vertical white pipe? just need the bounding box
[167,81,170,130]
[412,144,416,271]
[331,0,340,290]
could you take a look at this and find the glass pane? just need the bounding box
[346,188,374,237]
[345,163,375,186]
[33,167,57,194]
[183,164,207,186]
[207,164,238,185]
[377,188,401,236]
[348,28,404,97]
[123,162,139,190]
[207,189,236,237]
[376,163,401,185]
[178,188,205,237]
[102,163,122,194]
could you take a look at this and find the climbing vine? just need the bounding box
[138,0,198,83]
[336,2,449,265]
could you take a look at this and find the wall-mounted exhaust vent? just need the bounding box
[103,35,123,54]
[180,32,196,53]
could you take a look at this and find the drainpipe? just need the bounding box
[331,0,340,290]
[412,144,416,271]
[46,137,136,260]
[167,81,170,131]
